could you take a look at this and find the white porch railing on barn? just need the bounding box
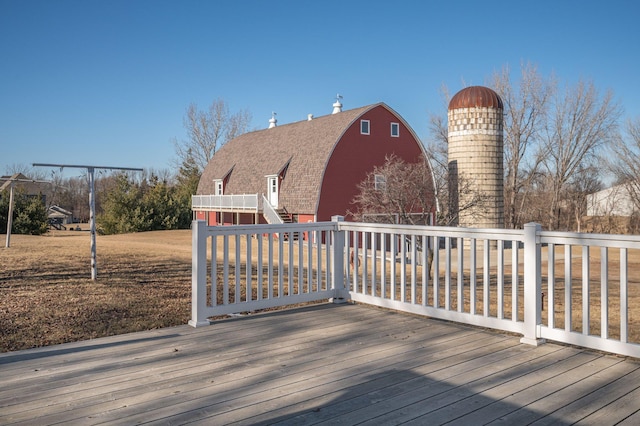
[190,218,640,358]
[191,194,260,212]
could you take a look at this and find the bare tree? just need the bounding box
[350,155,436,225]
[425,84,452,222]
[608,117,640,210]
[565,164,603,232]
[490,62,552,229]
[173,99,253,173]
[541,80,621,230]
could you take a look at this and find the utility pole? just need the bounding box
[0,174,50,248]
[33,163,143,280]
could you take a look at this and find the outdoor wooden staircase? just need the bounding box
[276,209,293,223]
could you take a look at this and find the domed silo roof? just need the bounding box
[448,86,503,110]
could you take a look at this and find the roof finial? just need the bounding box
[268,111,277,129]
[332,94,343,114]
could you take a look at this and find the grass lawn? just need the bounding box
[0,229,192,353]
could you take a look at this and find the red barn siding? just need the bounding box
[316,105,425,222]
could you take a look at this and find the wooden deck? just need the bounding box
[2,303,640,425]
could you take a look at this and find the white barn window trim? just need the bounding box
[391,122,399,137]
[361,120,370,135]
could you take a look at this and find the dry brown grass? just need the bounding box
[0,229,192,353]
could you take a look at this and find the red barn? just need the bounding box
[193,102,432,225]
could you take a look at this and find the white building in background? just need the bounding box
[587,184,638,216]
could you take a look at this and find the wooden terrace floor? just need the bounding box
[2,303,640,425]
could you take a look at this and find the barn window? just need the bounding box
[390,122,399,137]
[374,174,386,191]
[360,120,370,135]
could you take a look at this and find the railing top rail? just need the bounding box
[202,221,337,236]
[337,221,525,241]
[540,230,640,249]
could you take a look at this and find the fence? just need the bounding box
[189,218,640,358]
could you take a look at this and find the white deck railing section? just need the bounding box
[190,218,640,358]
[191,194,260,211]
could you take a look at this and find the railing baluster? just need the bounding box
[512,240,518,322]
[316,230,322,290]
[582,245,590,336]
[620,247,628,343]
[257,233,263,300]
[288,232,294,296]
[223,235,229,305]
[278,234,284,297]
[470,238,476,315]
[268,233,274,298]
[372,232,377,297]
[390,234,396,300]
[484,239,490,317]
[211,234,217,306]
[363,232,369,295]
[433,236,440,308]
[443,237,450,309]
[235,234,241,303]
[246,234,252,302]
[411,234,417,304]
[548,243,555,328]
[565,244,572,331]
[422,235,428,307]
[457,237,463,313]
[601,247,608,339]
[308,231,314,292]
[401,233,407,303]
[497,240,504,319]
[381,233,386,299]
[298,234,304,293]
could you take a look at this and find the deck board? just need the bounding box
[1,303,639,425]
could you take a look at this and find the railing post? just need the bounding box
[189,220,210,327]
[520,222,545,345]
[331,215,348,303]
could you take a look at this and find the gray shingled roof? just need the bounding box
[198,104,381,214]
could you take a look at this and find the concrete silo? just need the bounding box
[448,86,504,229]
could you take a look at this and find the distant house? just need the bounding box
[587,184,639,217]
[48,205,74,227]
[193,101,432,225]
[1,173,40,194]
[0,173,46,204]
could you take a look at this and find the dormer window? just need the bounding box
[213,179,223,195]
[360,120,370,135]
[391,122,399,137]
[374,174,386,191]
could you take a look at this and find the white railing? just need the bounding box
[261,195,284,224]
[189,220,340,323]
[537,230,640,357]
[190,218,640,358]
[191,194,260,211]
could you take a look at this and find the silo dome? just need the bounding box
[448,86,503,110]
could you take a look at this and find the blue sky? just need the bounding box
[1,0,639,178]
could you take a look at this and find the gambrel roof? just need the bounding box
[198,104,390,214]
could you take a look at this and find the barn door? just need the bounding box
[267,175,278,207]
